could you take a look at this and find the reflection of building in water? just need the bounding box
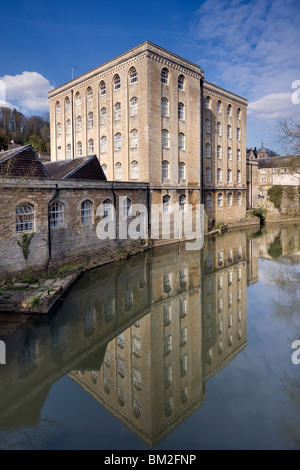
[202,232,247,381]
[0,230,258,446]
[257,225,300,261]
[69,231,252,447]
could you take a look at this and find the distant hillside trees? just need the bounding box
[0,107,50,153]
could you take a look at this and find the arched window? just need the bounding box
[237,108,241,119]
[114,102,121,121]
[66,144,71,158]
[227,125,232,138]
[162,129,169,148]
[130,129,138,148]
[178,162,185,180]
[88,112,93,129]
[217,100,222,113]
[179,194,186,212]
[130,97,138,116]
[237,192,242,206]
[65,97,70,111]
[103,199,112,219]
[205,96,211,109]
[162,195,170,213]
[114,74,121,90]
[115,133,121,150]
[130,67,137,84]
[227,104,232,116]
[162,160,169,181]
[237,127,241,140]
[161,68,169,85]
[206,193,212,209]
[205,167,211,182]
[205,119,211,134]
[217,121,222,136]
[50,202,64,228]
[217,168,222,183]
[81,200,92,225]
[76,116,81,132]
[101,136,107,153]
[88,139,94,155]
[56,101,60,113]
[178,132,185,150]
[100,107,106,124]
[237,149,241,162]
[217,193,223,207]
[115,162,122,180]
[100,80,106,96]
[161,97,169,117]
[178,75,184,91]
[228,193,233,207]
[237,169,241,183]
[57,146,62,159]
[205,142,211,158]
[227,147,232,160]
[66,119,71,135]
[75,92,81,106]
[123,198,131,218]
[131,160,139,180]
[102,164,107,178]
[87,87,93,101]
[227,169,232,183]
[77,141,82,156]
[178,102,185,120]
[16,203,34,233]
[217,145,222,159]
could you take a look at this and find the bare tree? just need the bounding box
[275,111,300,154]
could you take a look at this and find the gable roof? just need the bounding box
[43,155,107,180]
[0,145,49,178]
[258,155,300,169]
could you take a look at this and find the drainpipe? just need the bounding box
[111,182,117,240]
[46,184,59,273]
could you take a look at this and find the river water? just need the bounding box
[0,223,300,450]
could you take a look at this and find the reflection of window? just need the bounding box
[133,400,142,418]
[180,268,187,287]
[104,377,110,394]
[104,300,114,323]
[117,388,125,406]
[181,355,187,377]
[165,398,173,417]
[125,289,133,311]
[133,368,142,390]
[163,274,171,293]
[180,327,187,346]
[104,350,111,367]
[133,336,141,357]
[117,333,125,349]
[218,274,223,289]
[164,366,172,388]
[163,305,171,325]
[164,335,172,355]
[179,298,186,317]
[117,358,125,378]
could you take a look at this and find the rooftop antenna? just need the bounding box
[69,64,78,80]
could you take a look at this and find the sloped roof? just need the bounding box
[258,155,300,169]
[43,155,107,180]
[0,145,49,178]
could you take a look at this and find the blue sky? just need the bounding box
[0,0,299,153]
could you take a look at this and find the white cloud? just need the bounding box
[0,71,54,114]
[248,93,294,119]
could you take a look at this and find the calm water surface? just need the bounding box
[1,223,300,450]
